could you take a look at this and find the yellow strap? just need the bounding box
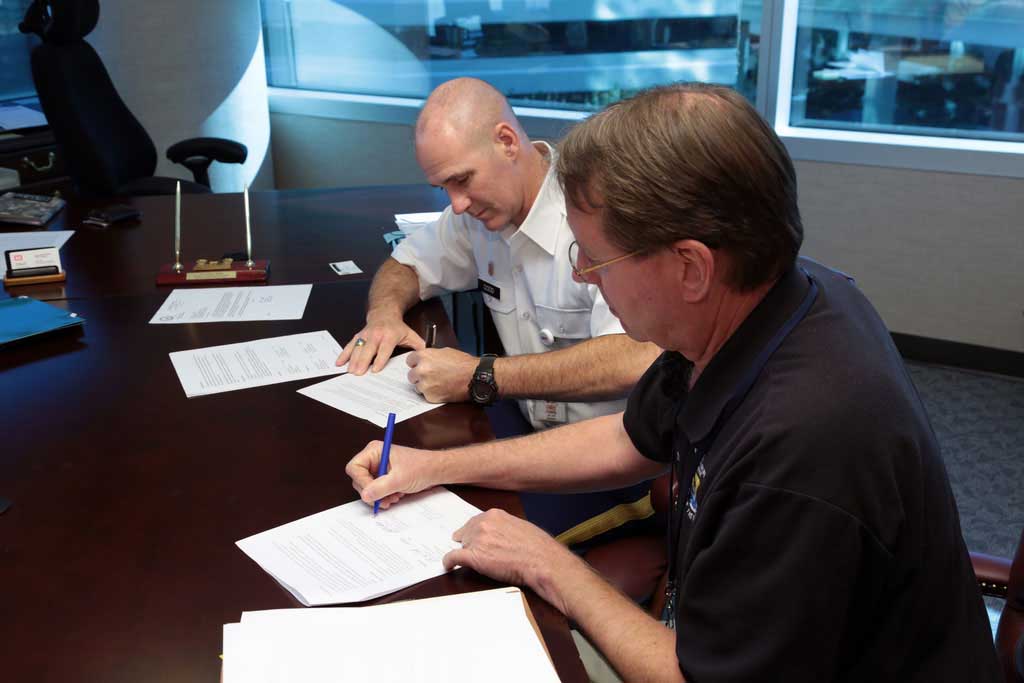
[554,493,655,547]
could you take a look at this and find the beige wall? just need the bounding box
[270,113,1024,353]
[796,162,1024,353]
[272,114,423,189]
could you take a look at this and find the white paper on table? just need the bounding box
[394,211,442,235]
[149,285,312,324]
[328,260,362,276]
[236,487,481,606]
[297,351,441,427]
[222,587,560,683]
[221,623,262,683]
[169,330,345,398]
[0,230,73,278]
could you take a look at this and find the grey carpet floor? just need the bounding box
[906,361,1024,560]
[906,360,1023,634]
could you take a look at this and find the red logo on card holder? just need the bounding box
[13,254,23,261]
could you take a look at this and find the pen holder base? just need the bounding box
[156,259,270,285]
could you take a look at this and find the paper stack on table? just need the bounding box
[394,211,441,234]
[222,587,560,683]
[169,330,345,397]
[236,487,480,605]
[298,351,442,427]
[384,211,442,252]
[149,284,312,324]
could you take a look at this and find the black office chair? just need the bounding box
[19,0,247,197]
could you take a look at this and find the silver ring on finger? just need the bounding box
[354,338,366,348]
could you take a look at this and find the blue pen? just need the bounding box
[372,412,397,516]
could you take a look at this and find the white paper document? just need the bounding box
[328,259,362,276]
[169,330,344,398]
[298,351,442,427]
[0,230,73,278]
[394,211,442,235]
[236,487,481,605]
[222,587,559,683]
[149,284,312,324]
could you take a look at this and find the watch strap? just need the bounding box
[476,353,497,378]
[469,354,499,405]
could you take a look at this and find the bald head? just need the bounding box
[416,78,525,150]
[414,78,549,230]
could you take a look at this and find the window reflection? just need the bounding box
[261,0,762,108]
[790,0,1024,139]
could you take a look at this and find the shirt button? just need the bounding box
[514,265,524,273]
[521,311,530,320]
[539,329,555,346]
[559,325,566,333]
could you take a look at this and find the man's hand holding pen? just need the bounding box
[346,439,437,511]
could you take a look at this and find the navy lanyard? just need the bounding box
[663,269,819,627]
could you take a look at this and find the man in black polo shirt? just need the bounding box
[346,83,1000,681]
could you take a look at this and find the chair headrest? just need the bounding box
[19,0,99,45]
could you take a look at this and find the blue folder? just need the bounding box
[0,296,85,347]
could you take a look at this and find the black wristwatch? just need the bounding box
[468,354,499,406]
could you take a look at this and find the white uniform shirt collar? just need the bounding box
[502,141,562,256]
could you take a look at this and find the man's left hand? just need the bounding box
[443,509,576,616]
[405,348,479,403]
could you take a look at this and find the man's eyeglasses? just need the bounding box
[568,240,642,279]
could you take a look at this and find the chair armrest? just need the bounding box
[166,137,247,165]
[166,137,248,188]
[972,551,1011,598]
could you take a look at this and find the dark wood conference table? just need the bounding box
[0,187,587,682]
[5,185,449,300]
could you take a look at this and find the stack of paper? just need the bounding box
[394,211,442,234]
[222,587,560,682]
[149,285,312,324]
[384,212,442,252]
[298,351,442,427]
[236,488,480,605]
[169,330,344,398]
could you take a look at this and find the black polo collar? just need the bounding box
[679,262,812,447]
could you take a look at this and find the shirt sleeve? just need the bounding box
[391,208,479,300]
[622,352,686,463]
[586,283,626,337]
[674,483,891,682]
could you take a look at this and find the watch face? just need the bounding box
[471,380,496,404]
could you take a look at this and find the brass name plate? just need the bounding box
[185,270,238,281]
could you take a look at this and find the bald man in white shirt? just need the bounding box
[336,77,661,548]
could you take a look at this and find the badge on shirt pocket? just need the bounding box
[478,278,501,301]
[533,400,568,424]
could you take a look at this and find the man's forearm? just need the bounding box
[493,335,660,401]
[366,258,422,321]
[434,412,666,493]
[547,556,684,683]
